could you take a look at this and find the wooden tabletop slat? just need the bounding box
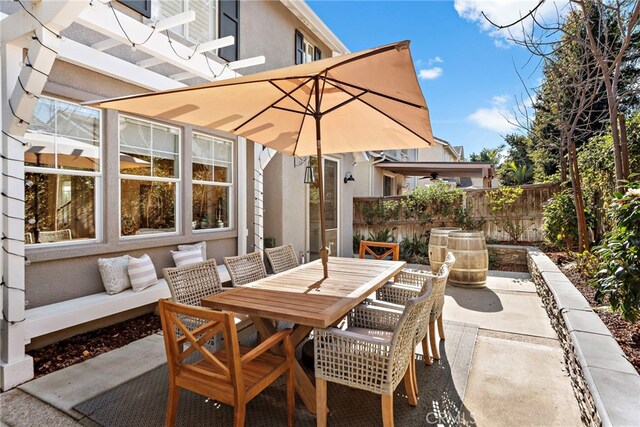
[202,258,405,328]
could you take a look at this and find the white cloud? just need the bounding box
[430,56,444,64]
[468,97,518,133]
[454,0,568,47]
[491,94,509,105]
[419,67,443,80]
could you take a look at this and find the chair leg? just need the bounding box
[410,349,419,396]
[165,384,180,427]
[404,362,417,406]
[422,336,432,366]
[381,394,394,427]
[437,314,445,340]
[429,321,440,360]
[287,364,295,427]
[234,403,246,427]
[316,378,328,427]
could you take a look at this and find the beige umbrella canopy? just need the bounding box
[89,40,434,278]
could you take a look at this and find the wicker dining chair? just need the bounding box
[163,259,227,349]
[158,299,295,427]
[358,240,400,261]
[375,263,451,362]
[431,252,456,343]
[223,251,267,287]
[315,290,433,427]
[264,244,299,274]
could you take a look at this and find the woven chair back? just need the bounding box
[264,244,299,274]
[387,289,434,390]
[359,241,400,261]
[163,259,223,307]
[158,299,242,391]
[223,251,267,287]
[430,263,452,321]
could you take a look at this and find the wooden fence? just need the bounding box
[353,183,560,243]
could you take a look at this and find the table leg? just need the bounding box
[250,317,318,414]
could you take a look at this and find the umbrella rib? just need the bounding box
[355,96,433,145]
[272,105,309,115]
[323,41,409,73]
[291,75,318,157]
[268,81,314,115]
[324,77,427,110]
[233,77,314,133]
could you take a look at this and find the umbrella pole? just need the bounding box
[314,77,329,278]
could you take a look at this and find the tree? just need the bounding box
[469,144,506,167]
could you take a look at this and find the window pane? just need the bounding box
[159,0,185,36]
[25,172,96,244]
[119,117,152,176]
[25,98,101,172]
[192,184,229,229]
[152,126,179,178]
[189,0,214,43]
[193,134,214,182]
[121,179,176,236]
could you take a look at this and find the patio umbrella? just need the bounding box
[89,40,434,278]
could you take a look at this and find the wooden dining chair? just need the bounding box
[223,251,268,287]
[358,241,400,261]
[264,244,299,274]
[158,299,295,427]
[315,290,433,427]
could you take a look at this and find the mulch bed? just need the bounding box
[546,251,640,374]
[27,314,161,378]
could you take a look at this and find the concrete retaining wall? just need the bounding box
[527,248,640,427]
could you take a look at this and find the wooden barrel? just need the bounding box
[447,231,488,288]
[428,227,462,273]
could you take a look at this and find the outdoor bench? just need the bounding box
[24,264,236,343]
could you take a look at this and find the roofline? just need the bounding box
[433,136,461,160]
[279,0,350,55]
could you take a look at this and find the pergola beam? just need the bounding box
[76,1,237,82]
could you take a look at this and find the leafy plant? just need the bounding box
[542,189,580,251]
[367,228,395,243]
[486,186,534,243]
[399,232,429,264]
[593,180,640,322]
[353,231,364,254]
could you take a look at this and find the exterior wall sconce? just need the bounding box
[344,172,355,184]
[304,164,315,184]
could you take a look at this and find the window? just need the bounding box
[119,116,180,237]
[383,175,395,197]
[158,0,217,44]
[24,97,101,245]
[295,30,322,64]
[192,132,233,230]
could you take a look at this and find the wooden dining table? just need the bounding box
[201,256,405,414]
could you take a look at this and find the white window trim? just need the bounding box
[25,96,103,248]
[191,131,234,233]
[118,114,182,239]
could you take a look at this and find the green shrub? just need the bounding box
[486,186,534,242]
[542,190,579,251]
[593,181,640,323]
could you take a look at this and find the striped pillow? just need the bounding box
[127,254,158,292]
[171,248,204,267]
[177,241,207,261]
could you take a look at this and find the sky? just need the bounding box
[306,0,557,157]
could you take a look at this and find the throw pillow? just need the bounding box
[98,255,132,295]
[171,248,205,267]
[178,241,207,260]
[127,254,158,292]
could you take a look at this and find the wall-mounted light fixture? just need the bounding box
[430,172,439,182]
[344,171,355,184]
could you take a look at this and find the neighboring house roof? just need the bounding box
[433,137,461,161]
[280,0,350,55]
[374,161,495,179]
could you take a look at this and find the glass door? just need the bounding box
[308,156,339,261]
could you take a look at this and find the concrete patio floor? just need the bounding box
[0,270,582,426]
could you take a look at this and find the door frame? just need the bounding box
[305,155,341,260]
